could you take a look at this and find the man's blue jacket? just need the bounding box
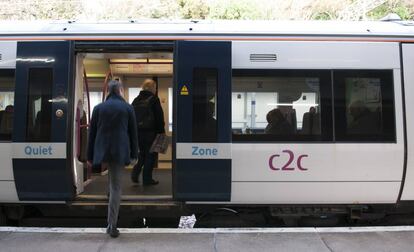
[87,93,138,165]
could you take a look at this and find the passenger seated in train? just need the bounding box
[264,108,293,135]
[0,105,13,139]
[348,100,381,135]
[301,106,320,135]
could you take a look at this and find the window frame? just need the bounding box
[231,69,333,143]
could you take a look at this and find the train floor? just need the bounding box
[1,226,414,252]
[80,167,172,198]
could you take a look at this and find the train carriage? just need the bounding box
[0,19,414,225]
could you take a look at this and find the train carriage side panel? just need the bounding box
[0,41,19,202]
[230,41,404,204]
[401,43,414,201]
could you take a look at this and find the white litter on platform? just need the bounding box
[178,214,197,229]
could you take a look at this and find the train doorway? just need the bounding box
[73,46,174,201]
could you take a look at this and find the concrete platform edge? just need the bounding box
[2,225,414,234]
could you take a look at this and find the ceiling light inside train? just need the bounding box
[16,57,55,63]
[48,97,68,103]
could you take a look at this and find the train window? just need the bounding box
[128,87,142,103]
[232,69,332,142]
[192,68,217,142]
[0,69,15,141]
[26,68,53,142]
[333,70,395,142]
[90,91,103,112]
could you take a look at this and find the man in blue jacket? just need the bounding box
[87,80,138,238]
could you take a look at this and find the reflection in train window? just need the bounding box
[0,69,15,141]
[192,68,217,142]
[334,70,395,142]
[232,70,332,142]
[26,68,53,142]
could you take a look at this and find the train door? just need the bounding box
[174,41,232,201]
[12,41,75,201]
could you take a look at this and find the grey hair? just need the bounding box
[107,80,123,95]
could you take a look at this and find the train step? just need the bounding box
[75,194,173,202]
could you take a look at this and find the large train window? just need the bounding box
[26,68,53,142]
[333,70,395,142]
[0,69,15,141]
[232,70,332,142]
[85,91,103,113]
[192,68,218,142]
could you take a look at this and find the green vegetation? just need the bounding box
[0,0,413,21]
[368,1,414,20]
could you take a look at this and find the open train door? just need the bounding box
[12,41,75,201]
[174,41,232,201]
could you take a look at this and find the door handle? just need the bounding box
[56,109,64,118]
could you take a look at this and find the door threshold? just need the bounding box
[69,200,179,207]
[76,194,173,201]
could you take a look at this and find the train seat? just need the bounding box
[301,111,320,135]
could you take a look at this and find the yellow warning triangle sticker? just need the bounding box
[180,85,189,95]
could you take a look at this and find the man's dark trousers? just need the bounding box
[103,162,123,229]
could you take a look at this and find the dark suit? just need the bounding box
[87,93,138,166]
[87,93,138,230]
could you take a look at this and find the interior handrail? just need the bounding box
[102,70,113,102]
[83,68,91,123]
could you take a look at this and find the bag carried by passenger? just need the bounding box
[133,96,155,130]
[150,133,169,154]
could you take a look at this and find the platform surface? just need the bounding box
[1,226,414,252]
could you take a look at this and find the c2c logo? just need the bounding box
[268,150,308,171]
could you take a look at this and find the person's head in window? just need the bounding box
[309,106,316,114]
[141,79,157,95]
[265,108,292,135]
[5,105,13,113]
[266,108,285,125]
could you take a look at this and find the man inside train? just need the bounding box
[131,79,165,186]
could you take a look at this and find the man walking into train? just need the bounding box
[87,80,138,238]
